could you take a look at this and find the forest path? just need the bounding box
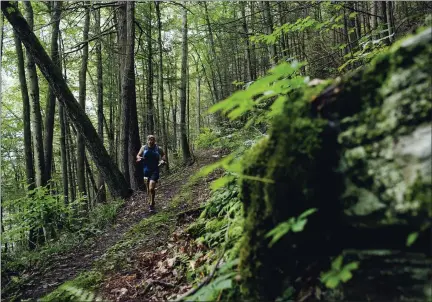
[16,150,221,301]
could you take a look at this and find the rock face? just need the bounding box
[239,27,431,301]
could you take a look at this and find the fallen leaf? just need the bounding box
[167,257,177,268]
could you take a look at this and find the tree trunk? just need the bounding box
[249,2,257,80]
[44,1,61,185]
[66,123,76,202]
[371,1,378,38]
[2,1,131,198]
[77,4,90,197]
[180,6,191,163]
[146,2,155,135]
[386,1,394,43]
[23,2,46,188]
[125,1,142,190]
[117,1,130,186]
[169,79,177,152]
[263,1,277,66]
[94,6,106,202]
[204,2,221,102]
[196,66,201,132]
[58,28,69,205]
[13,26,35,190]
[155,1,169,171]
[241,2,253,82]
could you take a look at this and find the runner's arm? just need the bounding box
[136,146,145,161]
[159,147,167,161]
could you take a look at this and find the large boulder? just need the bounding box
[239,27,431,301]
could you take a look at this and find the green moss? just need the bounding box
[187,220,206,237]
[403,174,432,218]
[238,27,432,301]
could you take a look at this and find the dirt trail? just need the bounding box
[13,150,220,301]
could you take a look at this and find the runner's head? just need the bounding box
[147,134,156,147]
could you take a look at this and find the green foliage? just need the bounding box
[406,221,431,247]
[183,179,243,301]
[265,208,317,247]
[320,255,359,289]
[186,261,238,301]
[2,184,86,247]
[195,128,221,149]
[338,28,390,72]
[41,271,103,302]
[209,61,307,122]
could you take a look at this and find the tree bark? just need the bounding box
[155,1,169,171]
[117,1,130,186]
[180,6,191,163]
[386,1,394,43]
[94,6,106,202]
[44,1,61,185]
[204,2,221,102]
[125,1,142,190]
[263,1,277,66]
[241,2,253,82]
[146,2,155,135]
[23,2,46,188]
[13,27,35,190]
[196,66,201,132]
[77,3,90,197]
[58,27,69,205]
[2,1,131,198]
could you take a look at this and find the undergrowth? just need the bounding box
[1,199,124,300]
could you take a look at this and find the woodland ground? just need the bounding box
[5,149,224,301]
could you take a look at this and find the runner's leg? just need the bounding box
[149,180,156,209]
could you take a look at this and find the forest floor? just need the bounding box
[11,149,225,301]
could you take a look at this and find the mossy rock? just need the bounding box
[239,27,431,301]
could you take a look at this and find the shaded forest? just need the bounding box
[1,1,431,301]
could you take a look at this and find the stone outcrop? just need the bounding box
[239,27,431,301]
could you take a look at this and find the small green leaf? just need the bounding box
[299,208,317,219]
[291,219,307,232]
[332,255,343,270]
[325,276,340,289]
[339,269,352,282]
[343,261,359,271]
[406,232,419,247]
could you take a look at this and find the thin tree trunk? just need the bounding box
[386,1,394,43]
[117,1,130,186]
[263,1,277,65]
[371,1,378,38]
[204,2,221,102]
[94,7,106,202]
[77,3,90,197]
[146,2,155,134]
[66,123,76,202]
[180,6,191,163]
[250,2,257,79]
[58,28,68,205]
[24,2,46,188]
[125,1,142,190]
[44,1,61,185]
[13,27,35,190]
[169,79,177,152]
[155,1,169,171]
[196,66,201,132]
[241,2,253,82]
[3,2,131,198]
